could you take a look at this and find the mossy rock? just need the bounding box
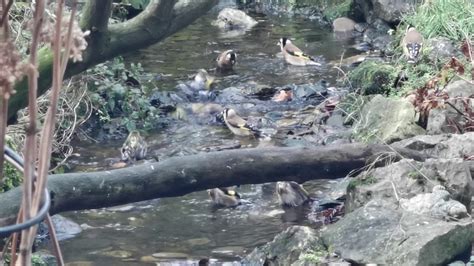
[348,61,398,95]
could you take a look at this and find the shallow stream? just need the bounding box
[58,2,358,265]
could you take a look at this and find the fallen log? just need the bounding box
[0,143,427,225]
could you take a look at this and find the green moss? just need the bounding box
[348,61,399,95]
[299,245,329,263]
[348,175,376,190]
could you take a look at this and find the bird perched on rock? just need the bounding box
[222,108,259,136]
[278,37,321,66]
[208,187,241,207]
[401,27,423,64]
[276,181,310,207]
[121,130,147,162]
[216,50,237,72]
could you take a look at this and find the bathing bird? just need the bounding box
[208,187,241,207]
[278,37,321,66]
[121,130,147,162]
[272,87,293,102]
[401,27,423,64]
[222,108,259,136]
[216,50,237,71]
[276,181,310,207]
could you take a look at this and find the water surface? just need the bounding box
[59,4,354,264]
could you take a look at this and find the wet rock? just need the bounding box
[333,17,356,33]
[213,8,258,30]
[242,226,324,265]
[321,202,473,265]
[107,204,136,212]
[292,81,328,101]
[427,80,474,134]
[37,214,82,243]
[400,185,468,220]
[354,0,420,24]
[391,132,474,159]
[346,158,472,213]
[428,37,459,62]
[216,87,247,103]
[353,95,425,143]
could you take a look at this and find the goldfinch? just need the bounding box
[276,181,310,207]
[192,69,215,90]
[216,50,237,71]
[401,27,423,64]
[121,130,147,162]
[222,108,258,136]
[208,187,241,207]
[278,37,321,66]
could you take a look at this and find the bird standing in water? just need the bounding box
[401,27,423,64]
[208,187,241,207]
[278,37,321,66]
[121,131,147,162]
[222,108,259,136]
[216,50,237,72]
[276,181,310,207]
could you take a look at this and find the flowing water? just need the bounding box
[57,2,358,265]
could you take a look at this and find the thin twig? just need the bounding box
[45,214,65,266]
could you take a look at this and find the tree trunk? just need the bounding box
[0,143,427,226]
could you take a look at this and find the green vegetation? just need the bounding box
[299,246,329,263]
[348,61,399,95]
[85,57,161,133]
[401,0,474,42]
[348,175,376,190]
[321,0,352,21]
[0,137,23,193]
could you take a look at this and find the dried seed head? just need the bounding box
[27,14,90,62]
[0,41,24,98]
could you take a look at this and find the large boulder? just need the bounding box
[427,80,474,134]
[242,226,346,265]
[391,132,474,159]
[345,158,472,212]
[354,0,421,24]
[353,95,425,143]
[212,8,258,30]
[321,202,473,265]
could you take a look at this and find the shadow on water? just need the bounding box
[59,3,356,265]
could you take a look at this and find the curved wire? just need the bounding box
[0,146,51,238]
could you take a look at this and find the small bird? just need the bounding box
[121,130,147,162]
[276,181,310,207]
[208,187,241,207]
[272,87,293,102]
[191,69,215,90]
[222,108,258,136]
[216,50,237,72]
[278,37,321,66]
[401,27,423,64]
